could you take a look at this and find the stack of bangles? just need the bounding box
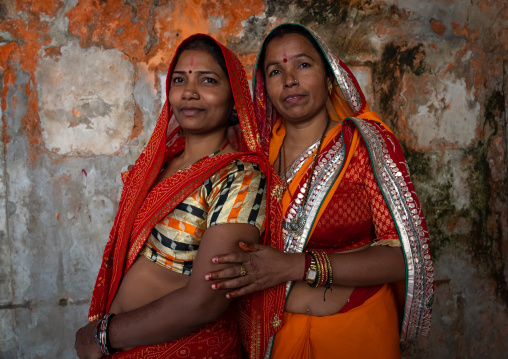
[93,313,117,355]
[304,250,333,298]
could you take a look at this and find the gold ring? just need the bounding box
[238,265,247,277]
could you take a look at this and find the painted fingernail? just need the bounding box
[205,274,211,280]
[212,284,219,290]
[226,294,231,299]
[239,242,246,246]
[212,257,218,263]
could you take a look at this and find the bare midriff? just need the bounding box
[109,256,188,315]
[285,282,355,316]
[284,244,370,316]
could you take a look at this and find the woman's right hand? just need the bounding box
[205,242,304,298]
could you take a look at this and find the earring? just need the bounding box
[328,81,333,95]
[230,105,239,126]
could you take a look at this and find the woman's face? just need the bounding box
[263,33,329,124]
[169,49,233,135]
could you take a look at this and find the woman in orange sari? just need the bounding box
[74,34,285,359]
[207,24,434,358]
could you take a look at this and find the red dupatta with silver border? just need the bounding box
[88,34,285,359]
[253,24,433,350]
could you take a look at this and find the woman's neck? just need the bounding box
[284,111,329,154]
[151,130,229,188]
[179,131,228,164]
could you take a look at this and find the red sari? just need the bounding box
[88,34,285,359]
[253,24,434,357]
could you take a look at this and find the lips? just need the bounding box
[179,106,204,116]
[282,94,306,103]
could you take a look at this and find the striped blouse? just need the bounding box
[140,160,267,275]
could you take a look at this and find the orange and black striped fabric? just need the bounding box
[141,160,266,275]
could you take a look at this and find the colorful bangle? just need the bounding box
[323,251,333,287]
[306,250,334,301]
[96,313,117,355]
[319,250,333,301]
[315,250,328,287]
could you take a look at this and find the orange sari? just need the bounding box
[88,34,285,359]
[253,24,434,358]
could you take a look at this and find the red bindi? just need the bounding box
[188,70,192,74]
[283,58,288,63]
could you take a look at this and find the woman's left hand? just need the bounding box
[75,321,103,359]
[205,241,303,298]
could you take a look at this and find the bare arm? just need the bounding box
[207,242,405,298]
[78,223,259,354]
[110,223,259,349]
[330,245,405,285]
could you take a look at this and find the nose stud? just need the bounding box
[294,79,299,84]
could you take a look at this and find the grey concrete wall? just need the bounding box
[0,0,507,358]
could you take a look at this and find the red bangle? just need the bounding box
[303,253,311,281]
[315,250,327,287]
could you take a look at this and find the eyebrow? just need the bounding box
[264,53,313,70]
[173,70,221,77]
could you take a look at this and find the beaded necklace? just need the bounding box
[193,139,229,164]
[278,117,330,235]
[160,139,230,176]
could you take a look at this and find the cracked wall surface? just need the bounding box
[0,0,507,357]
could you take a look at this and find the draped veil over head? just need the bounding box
[253,23,434,341]
[88,34,285,359]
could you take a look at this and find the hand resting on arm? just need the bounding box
[206,242,405,298]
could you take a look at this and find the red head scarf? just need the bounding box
[88,34,285,358]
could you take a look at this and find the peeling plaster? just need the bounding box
[350,66,374,108]
[88,194,114,226]
[36,41,135,155]
[410,76,479,148]
[0,0,507,357]
[158,73,167,108]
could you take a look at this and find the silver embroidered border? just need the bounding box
[279,118,433,340]
[282,137,345,293]
[352,118,434,340]
[283,141,319,185]
[310,31,364,114]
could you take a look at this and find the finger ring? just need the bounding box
[238,265,247,277]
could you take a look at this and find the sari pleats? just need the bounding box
[270,284,400,359]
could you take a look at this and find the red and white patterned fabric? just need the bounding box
[88,34,285,359]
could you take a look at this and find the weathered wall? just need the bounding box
[0,0,506,357]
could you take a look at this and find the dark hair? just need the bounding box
[173,37,229,78]
[258,24,333,80]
